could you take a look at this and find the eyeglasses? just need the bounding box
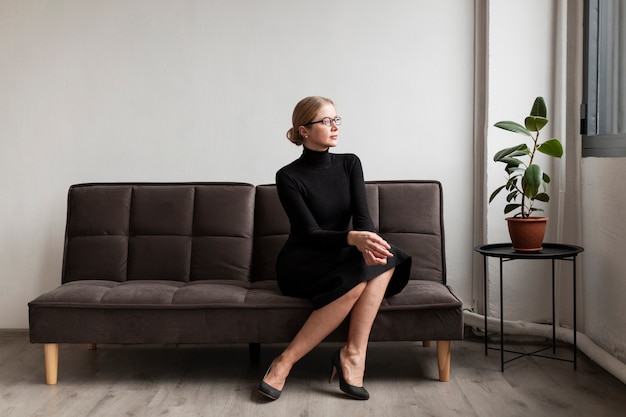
[306,116,342,127]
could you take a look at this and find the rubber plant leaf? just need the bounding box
[504,203,521,214]
[494,121,532,137]
[523,164,542,198]
[525,116,548,132]
[530,96,547,117]
[538,138,564,158]
[489,185,506,203]
[493,144,529,162]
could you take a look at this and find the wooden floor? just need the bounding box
[1,330,625,417]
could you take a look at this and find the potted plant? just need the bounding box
[489,96,563,252]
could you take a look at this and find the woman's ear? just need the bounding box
[298,126,309,138]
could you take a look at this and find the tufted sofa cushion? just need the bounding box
[62,183,255,283]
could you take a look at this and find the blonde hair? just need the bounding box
[286,96,334,146]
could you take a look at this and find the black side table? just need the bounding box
[474,243,584,371]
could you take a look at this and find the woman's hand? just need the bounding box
[347,231,394,266]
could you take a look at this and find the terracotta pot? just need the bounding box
[506,216,548,252]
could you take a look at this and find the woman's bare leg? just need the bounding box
[340,268,394,386]
[263,268,395,391]
[262,281,367,390]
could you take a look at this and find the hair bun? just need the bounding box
[286,127,302,146]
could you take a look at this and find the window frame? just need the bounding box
[582,0,626,157]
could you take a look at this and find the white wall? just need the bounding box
[487,0,561,323]
[0,0,475,328]
[581,159,626,363]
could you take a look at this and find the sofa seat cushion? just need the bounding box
[382,280,462,310]
[30,280,252,309]
[30,279,460,311]
[244,280,461,311]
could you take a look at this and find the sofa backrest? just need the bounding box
[253,184,290,283]
[253,181,446,284]
[62,181,445,285]
[62,183,256,283]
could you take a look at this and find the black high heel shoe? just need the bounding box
[329,349,369,400]
[258,361,282,400]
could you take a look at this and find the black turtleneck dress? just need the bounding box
[275,147,411,309]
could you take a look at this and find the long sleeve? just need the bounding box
[275,150,373,248]
[276,168,350,248]
[348,156,375,232]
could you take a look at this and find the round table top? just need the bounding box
[474,243,584,259]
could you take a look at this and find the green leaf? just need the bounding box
[534,192,549,202]
[525,116,548,132]
[494,121,532,137]
[493,144,529,162]
[543,172,551,183]
[506,177,518,189]
[501,160,522,173]
[506,190,518,202]
[498,157,521,166]
[523,164,542,197]
[538,138,563,158]
[489,185,506,203]
[530,96,547,118]
[504,203,520,214]
[506,165,525,176]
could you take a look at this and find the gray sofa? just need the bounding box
[28,181,463,385]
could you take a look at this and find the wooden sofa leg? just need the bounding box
[422,341,432,348]
[44,343,59,385]
[87,343,97,350]
[436,340,451,382]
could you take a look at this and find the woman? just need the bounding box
[258,96,411,401]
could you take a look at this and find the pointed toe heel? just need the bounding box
[257,362,282,400]
[329,349,369,400]
[258,379,281,400]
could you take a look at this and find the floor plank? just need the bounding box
[1,330,625,417]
